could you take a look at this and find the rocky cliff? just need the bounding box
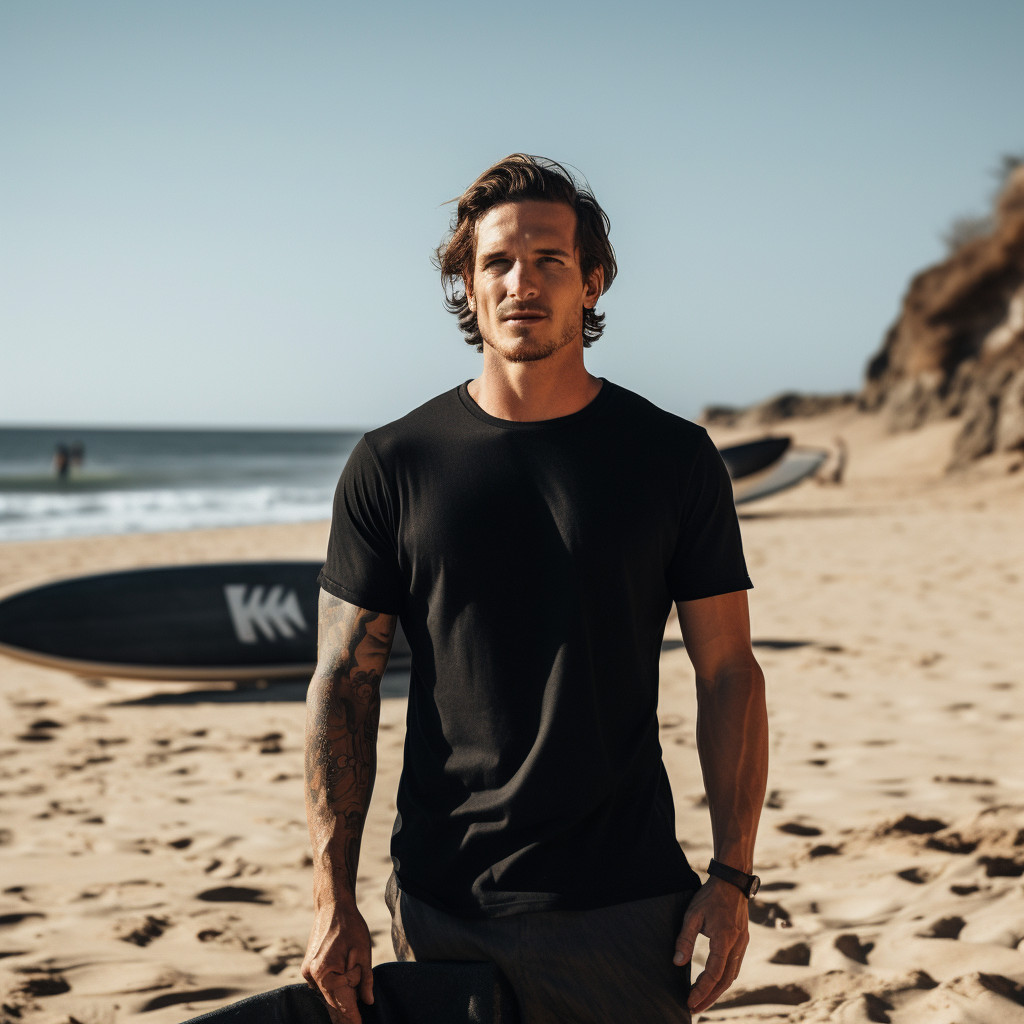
[863,165,1024,468]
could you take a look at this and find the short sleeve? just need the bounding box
[665,433,753,602]
[319,437,405,614]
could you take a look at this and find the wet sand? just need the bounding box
[2,410,1023,1023]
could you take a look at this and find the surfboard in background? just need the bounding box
[718,436,791,481]
[0,562,411,682]
[732,447,829,504]
[717,435,828,503]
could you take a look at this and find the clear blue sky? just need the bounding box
[2,1,1022,429]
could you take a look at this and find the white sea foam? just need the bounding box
[0,486,337,542]
[0,426,359,542]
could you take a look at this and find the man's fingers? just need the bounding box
[328,983,361,1023]
[342,964,372,1006]
[358,964,374,1005]
[324,960,362,1020]
[673,908,704,965]
[695,949,729,989]
[703,951,746,1007]
[342,946,373,1005]
[318,975,342,1010]
[688,934,748,1012]
[316,960,371,1013]
[688,959,726,1005]
[314,969,355,1008]
[687,948,731,1010]
[301,906,373,1020]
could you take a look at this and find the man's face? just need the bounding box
[466,200,603,363]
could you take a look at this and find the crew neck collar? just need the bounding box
[457,379,614,430]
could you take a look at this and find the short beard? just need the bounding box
[482,308,583,364]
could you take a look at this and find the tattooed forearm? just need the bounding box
[305,590,396,896]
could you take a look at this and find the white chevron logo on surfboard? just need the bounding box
[224,585,309,644]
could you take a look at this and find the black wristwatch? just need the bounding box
[708,859,761,898]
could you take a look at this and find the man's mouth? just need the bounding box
[501,310,547,324]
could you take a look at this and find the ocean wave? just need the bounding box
[0,485,336,542]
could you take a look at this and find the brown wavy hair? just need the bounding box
[434,154,617,352]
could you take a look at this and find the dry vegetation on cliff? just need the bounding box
[707,161,1024,476]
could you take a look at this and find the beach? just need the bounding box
[2,409,1023,1023]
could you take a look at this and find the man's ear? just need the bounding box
[464,273,476,313]
[582,264,605,310]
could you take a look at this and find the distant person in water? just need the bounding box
[303,155,769,1023]
[53,444,70,479]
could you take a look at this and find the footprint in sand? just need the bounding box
[255,732,284,754]
[748,900,791,928]
[0,912,45,927]
[834,933,874,964]
[976,974,1024,1006]
[861,992,894,1020]
[919,915,965,939]
[17,719,62,742]
[925,832,978,854]
[978,855,1024,877]
[886,814,947,835]
[713,984,810,1010]
[138,987,240,1012]
[809,844,843,858]
[17,975,71,998]
[196,886,272,904]
[897,867,930,884]
[778,822,822,836]
[769,941,811,966]
[115,914,171,947]
[260,937,306,974]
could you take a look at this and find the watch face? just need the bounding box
[748,876,761,898]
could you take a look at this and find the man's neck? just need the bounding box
[467,343,602,422]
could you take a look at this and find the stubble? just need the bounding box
[483,307,584,364]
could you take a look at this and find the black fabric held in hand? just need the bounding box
[180,963,521,1024]
[180,984,331,1024]
[320,380,752,919]
[366,962,521,1024]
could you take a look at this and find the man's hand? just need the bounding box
[674,877,750,1014]
[302,897,374,1023]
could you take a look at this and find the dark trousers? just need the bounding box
[388,875,695,1024]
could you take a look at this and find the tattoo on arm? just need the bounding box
[305,591,396,894]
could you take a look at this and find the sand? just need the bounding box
[2,409,1023,1024]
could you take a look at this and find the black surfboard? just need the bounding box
[733,446,828,504]
[183,962,520,1024]
[0,562,411,682]
[718,436,791,480]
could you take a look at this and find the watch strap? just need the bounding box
[707,858,760,898]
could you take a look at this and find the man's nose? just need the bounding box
[505,259,540,299]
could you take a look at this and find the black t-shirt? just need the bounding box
[320,380,751,918]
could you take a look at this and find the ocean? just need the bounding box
[0,426,362,542]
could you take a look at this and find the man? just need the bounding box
[302,154,768,1024]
